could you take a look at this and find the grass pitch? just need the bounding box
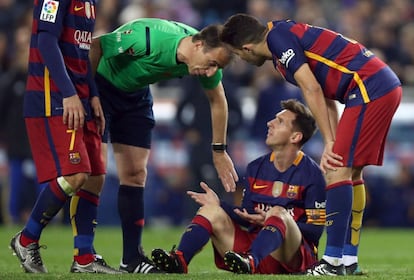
[0,225,413,279]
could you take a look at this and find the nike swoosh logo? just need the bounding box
[253,184,268,189]
[74,5,83,11]
[325,211,339,218]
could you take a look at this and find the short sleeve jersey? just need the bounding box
[241,151,326,245]
[267,20,401,107]
[97,18,222,92]
[24,0,96,117]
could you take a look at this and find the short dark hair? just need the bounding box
[193,24,233,58]
[220,13,267,49]
[281,99,316,146]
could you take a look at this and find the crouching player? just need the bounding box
[151,99,326,274]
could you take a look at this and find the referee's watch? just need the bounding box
[211,143,227,153]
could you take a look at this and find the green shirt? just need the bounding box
[97,18,222,92]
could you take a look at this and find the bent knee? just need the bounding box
[266,206,291,222]
[197,204,228,224]
[62,172,89,193]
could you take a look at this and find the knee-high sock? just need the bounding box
[250,216,286,267]
[177,215,212,264]
[21,179,69,245]
[323,181,352,265]
[8,159,24,224]
[118,185,144,264]
[70,189,99,264]
[343,180,365,266]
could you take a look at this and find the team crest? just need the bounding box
[287,185,299,199]
[272,181,284,197]
[69,152,81,164]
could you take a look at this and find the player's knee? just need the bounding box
[59,173,89,195]
[82,174,105,195]
[197,204,227,224]
[266,205,290,223]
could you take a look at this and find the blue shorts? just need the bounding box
[96,74,155,148]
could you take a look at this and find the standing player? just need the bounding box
[151,99,326,275]
[220,13,402,275]
[87,18,239,273]
[10,0,121,274]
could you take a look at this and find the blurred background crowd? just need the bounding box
[0,0,414,228]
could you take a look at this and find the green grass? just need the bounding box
[0,225,414,279]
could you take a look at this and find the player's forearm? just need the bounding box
[38,32,76,98]
[326,98,339,136]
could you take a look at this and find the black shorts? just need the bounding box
[96,74,155,148]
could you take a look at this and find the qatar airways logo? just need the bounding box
[74,30,92,50]
[279,48,295,68]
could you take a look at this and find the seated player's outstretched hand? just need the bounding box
[187,182,220,206]
[234,208,265,226]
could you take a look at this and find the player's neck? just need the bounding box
[271,148,300,172]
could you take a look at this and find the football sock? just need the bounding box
[343,180,365,266]
[71,189,99,265]
[118,185,144,264]
[8,159,24,224]
[177,215,212,264]
[323,181,353,265]
[21,179,70,245]
[250,216,286,267]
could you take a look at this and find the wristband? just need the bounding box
[211,143,227,152]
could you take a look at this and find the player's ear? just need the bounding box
[291,132,303,144]
[242,43,254,53]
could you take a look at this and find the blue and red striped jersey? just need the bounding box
[241,151,326,246]
[267,20,401,106]
[24,0,96,117]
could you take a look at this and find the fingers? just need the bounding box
[199,181,210,192]
[213,152,238,193]
[219,168,239,192]
[321,154,343,172]
[72,112,85,130]
[63,108,86,130]
[219,172,237,193]
[231,168,239,182]
[96,114,105,135]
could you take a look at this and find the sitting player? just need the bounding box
[151,99,326,274]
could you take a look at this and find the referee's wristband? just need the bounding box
[211,143,227,152]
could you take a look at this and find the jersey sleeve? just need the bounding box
[267,23,308,75]
[297,164,326,245]
[198,69,223,89]
[99,26,148,59]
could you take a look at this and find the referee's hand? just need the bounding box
[212,151,239,192]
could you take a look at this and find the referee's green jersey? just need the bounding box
[97,18,223,92]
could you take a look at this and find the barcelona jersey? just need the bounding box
[267,20,401,106]
[240,151,326,246]
[24,0,96,118]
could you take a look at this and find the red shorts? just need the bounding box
[25,116,105,183]
[335,87,402,167]
[213,222,318,274]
